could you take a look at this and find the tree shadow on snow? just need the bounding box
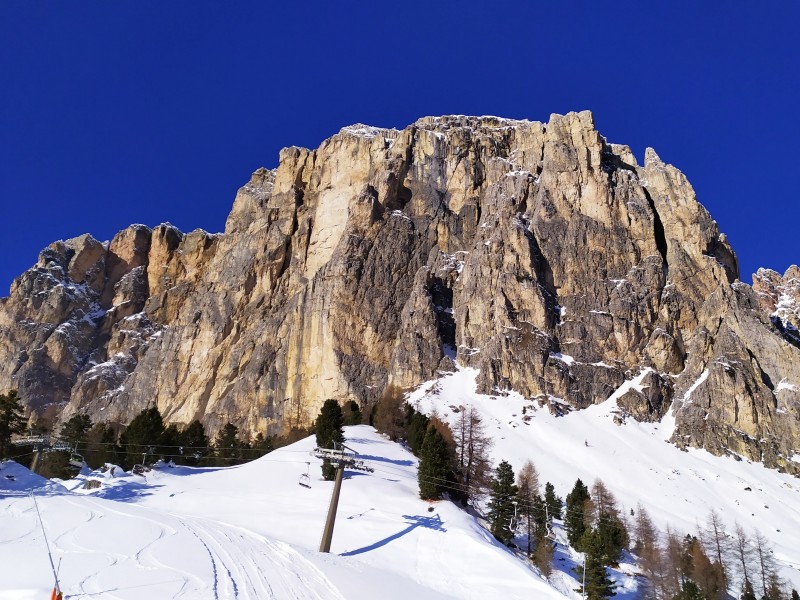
[92,480,161,502]
[339,514,446,557]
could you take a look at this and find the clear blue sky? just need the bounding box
[1,2,798,294]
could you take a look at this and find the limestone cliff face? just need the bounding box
[2,112,798,473]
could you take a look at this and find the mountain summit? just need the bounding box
[2,111,798,472]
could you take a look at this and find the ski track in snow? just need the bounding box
[5,362,800,599]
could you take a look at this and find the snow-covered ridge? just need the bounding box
[407,366,800,590]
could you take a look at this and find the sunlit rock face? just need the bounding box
[2,112,798,473]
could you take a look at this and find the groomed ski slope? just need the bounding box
[0,426,562,600]
[408,366,800,590]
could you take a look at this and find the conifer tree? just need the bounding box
[454,405,492,503]
[0,390,26,460]
[59,414,92,446]
[753,530,779,599]
[733,523,754,592]
[791,589,799,600]
[214,422,242,464]
[487,460,518,545]
[516,460,539,555]
[575,528,616,600]
[120,407,165,469]
[251,432,274,459]
[741,579,757,600]
[315,399,345,480]
[180,420,210,465]
[406,410,429,456]
[418,426,452,500]
[700,509,732,592]
[159,424,181,462]
[565,478,590,549]
[84,423,118,468]
[674,581,704,600]
[544,482,562,520]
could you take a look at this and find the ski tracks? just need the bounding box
[177,517,346,600]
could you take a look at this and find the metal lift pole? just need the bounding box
[313,443,373,554]
[319,464,345,553]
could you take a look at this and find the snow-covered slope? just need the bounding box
[0,427,561,600]
[408,366,800,590]
[3,366,800,599]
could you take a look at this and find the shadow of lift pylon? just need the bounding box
[313,443,373,553]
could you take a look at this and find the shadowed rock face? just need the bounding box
[2,112,798,473]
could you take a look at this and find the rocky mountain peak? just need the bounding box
[1,112,798,473]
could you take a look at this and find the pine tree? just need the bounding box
[674,581,704,600]
[159,424,181,462]
[214,422,242,464]
[180,420,210,465]
[84,423,118,468]
[315,400,345,449]
[0,390,26,460]
[565,478,590,549]
[791,589,799,600]
[575,528,616,600]
[251,432,274,459]
[595,513,627,566]
[544,482,562,520]
[487,460,518,546]
[59,414,92,446]
[315,399,345,481]
[406,410,429,456]
[120,407,165,469]
[418,426,452,500]
[741,580,757,600]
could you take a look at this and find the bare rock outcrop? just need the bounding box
[1,112,798,473]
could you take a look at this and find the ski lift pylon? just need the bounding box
[298,462,311,488]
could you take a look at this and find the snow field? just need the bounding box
[1,427,562,599]
[408,366,800,590]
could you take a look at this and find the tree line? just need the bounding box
[0,389,313,476]
[371,388,798,600]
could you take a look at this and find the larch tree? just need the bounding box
[454,405,492,504]
[700,509,731,592]
[752,530,779,599]
[516,460,540,556]
[732,522,754,591]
